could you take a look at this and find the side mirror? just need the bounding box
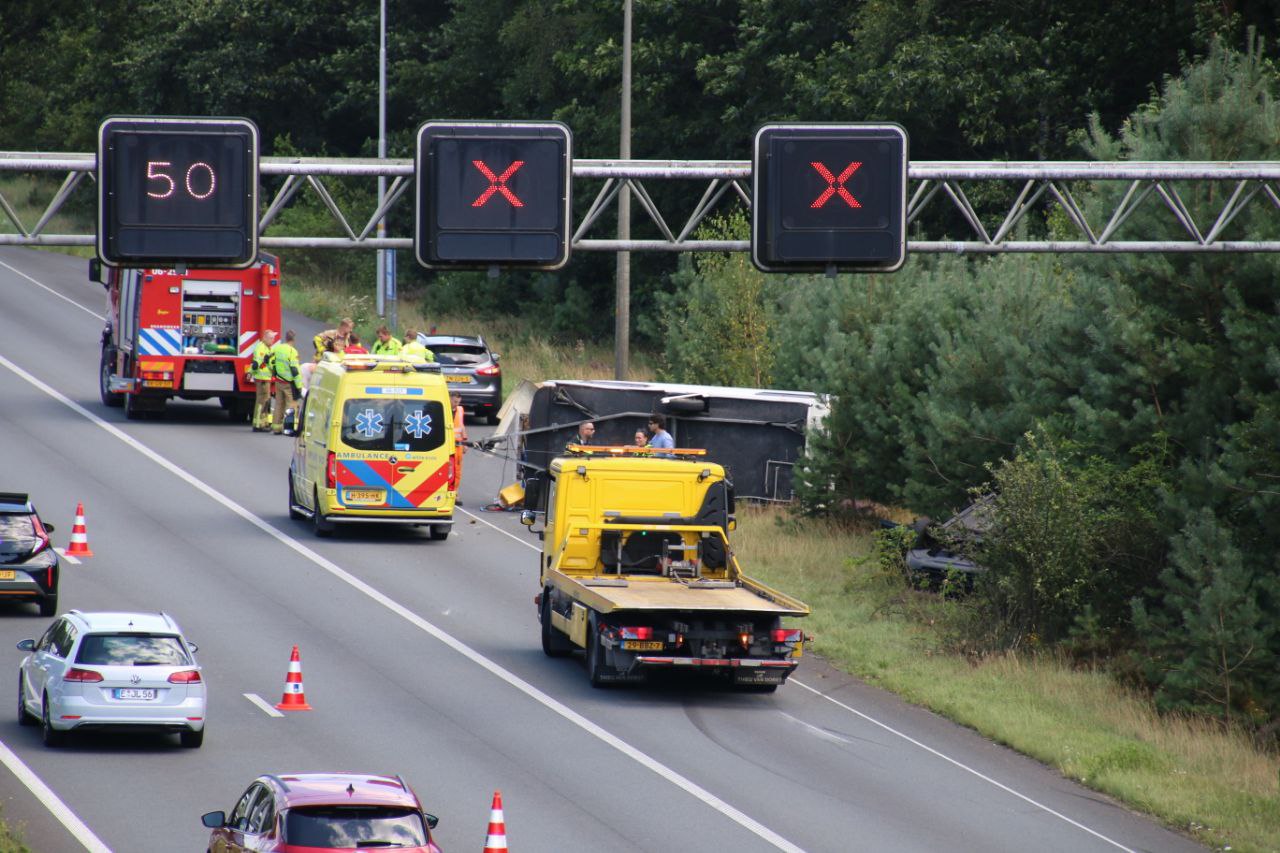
[491,353,500,363]
[187,642,199,654]
[201,811,226,829]
[424,813,439,830]
[727,515,737,532]
[519,510,535,527]
[15,639,34,652]
[43,523,55,533]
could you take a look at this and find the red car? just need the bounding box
[202,773,442,852]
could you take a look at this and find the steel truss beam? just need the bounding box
[3,152,1280,254]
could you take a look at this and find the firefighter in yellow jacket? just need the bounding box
[270,330,302,435]
[250,329,278,432]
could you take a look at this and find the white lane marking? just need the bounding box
[0,352,805,853]
[468,481,1137,850]
[244,693,285,718]
[791,679,1135,852]
[0,259,105,321]
[777,711,855,746]
[0,739,112,852]
[54,548,81,565]
[456,506,534,548]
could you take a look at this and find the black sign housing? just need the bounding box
[97,116,259,268]
[415,121,572,270]
[752,123,908,273]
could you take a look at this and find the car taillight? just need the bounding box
[31,515,50,554]
[447,457,458,490]
[168,670,202,683]
[326,451,337,489]
[619,626,653,640]
[63,668,103,683]
[476,365,500,376]
[772,628,803,643]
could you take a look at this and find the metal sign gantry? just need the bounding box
[3,151,1280,254]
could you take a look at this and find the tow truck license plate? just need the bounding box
[0,571,14,580]
[113,688,156,700]
[345,489,385,504]
[623,640,664,651]
[445,375,471,383]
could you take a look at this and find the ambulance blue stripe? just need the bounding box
[363,386,424,395]
[342,460,414,509]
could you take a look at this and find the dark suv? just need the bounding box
[417,334,502,424]
[0,493,59,616]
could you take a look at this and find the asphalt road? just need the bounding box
[0,247,1204,853]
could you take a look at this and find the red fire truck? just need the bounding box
[91,255,283,420]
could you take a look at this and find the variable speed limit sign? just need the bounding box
[415,121,572,270]
[752,123,908,273]
[97,116,259,268]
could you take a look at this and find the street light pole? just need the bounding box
[614,0,632,380]
[376,0,397,332]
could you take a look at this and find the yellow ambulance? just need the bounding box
[288,353,457,539]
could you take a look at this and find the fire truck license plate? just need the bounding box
[623,640,664,651]
[0,571,14,580]
[345,489,384,504]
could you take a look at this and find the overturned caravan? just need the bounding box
[494,379,829,501]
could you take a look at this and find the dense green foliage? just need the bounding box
[3,2,1279,735]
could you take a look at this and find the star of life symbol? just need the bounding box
[404,409,432,439]
[355,408,384,438]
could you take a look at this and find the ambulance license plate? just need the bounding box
[445,375,471,383]
[113,688,156,700]
[345,489,384,504]
[0,571,14,580]
[623,640,664,651]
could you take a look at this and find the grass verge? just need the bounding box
[733,505,1280,853]
[0,174,96,258]
[278,269,655,391]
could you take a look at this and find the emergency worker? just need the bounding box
[250,329,278,432]
[401,329,434,361]
[451,392,467,504]
[371,325,401,356]
[271,330,302,435]
[566,421,595,452]
[313,317,353,361]
[345,333,368,354]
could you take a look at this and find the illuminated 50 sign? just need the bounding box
[752,123,908,273]
[97,117,259,268]
[415,121,572,270]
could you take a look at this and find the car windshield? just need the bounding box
[76,633,191,666]
[284,806,427,848]
[427,344,488,366]
[0,513,37,556]
[340,399,447,453]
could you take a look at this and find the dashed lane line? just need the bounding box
[244,693,285,718]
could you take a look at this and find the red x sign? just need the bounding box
[810,161,862,209]
[471,159,525,208]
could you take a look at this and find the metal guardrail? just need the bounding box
[3,152,1280,254]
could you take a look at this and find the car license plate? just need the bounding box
[0,571,14,580]
[445,375,471,383]
[113,688,156,700]
[623,640,664,651]
[345,489,384,504]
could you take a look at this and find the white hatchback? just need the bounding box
[17,610,205,748]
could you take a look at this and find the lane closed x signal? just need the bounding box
[810,161,862,209]
[472,159,525,208]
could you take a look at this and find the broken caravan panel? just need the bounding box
[93,255,283,421]
[498,379,829,501]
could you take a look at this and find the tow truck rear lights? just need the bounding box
[168,670,202,683]
[772,628,803,643]
[63,668,103,683]
[326,451,337,489]
[619,627,652,641]
[739,632,753,649]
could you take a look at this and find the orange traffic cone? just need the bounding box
[274,645,313,711]
[65,502,93,557]
[482,790,508,852]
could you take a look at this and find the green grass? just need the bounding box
[278,270,656,391]
[0,174,96,258]
[733,506,1280,853]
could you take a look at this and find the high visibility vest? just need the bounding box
[250,340,273,380]
[270,342,300,383]
[371,337,402,356]
[401,341,434,361]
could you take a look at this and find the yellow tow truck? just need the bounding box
[522,446,809,690]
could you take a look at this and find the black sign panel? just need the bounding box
[415,121,572,270]
[752,123,908,273]
[97,117,259,268]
